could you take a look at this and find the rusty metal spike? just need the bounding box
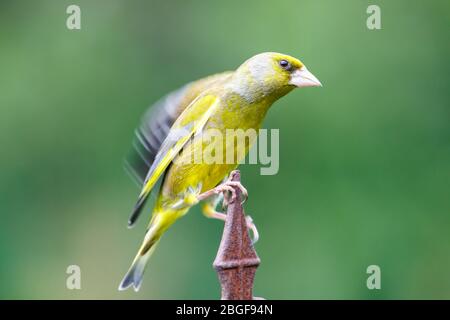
[213,170,260,300]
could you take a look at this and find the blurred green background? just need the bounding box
[0,0,449,299]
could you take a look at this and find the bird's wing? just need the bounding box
[125,72,232,185]
[128,94,220,226]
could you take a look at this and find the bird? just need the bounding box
[119,52,322,291]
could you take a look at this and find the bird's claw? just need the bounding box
[246,215,259,245]
[219,180,248,208]
[229,181,248,204]
[208,184,234,208]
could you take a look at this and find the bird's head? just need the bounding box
[231,52,322,102]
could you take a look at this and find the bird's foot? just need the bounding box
[197,179,248,206]
[221,180,248,207]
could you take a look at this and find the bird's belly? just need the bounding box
[161,130,250,198]
[162,161,238,197]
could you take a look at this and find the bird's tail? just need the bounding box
[118,208,185,292]
[118,227,160,292]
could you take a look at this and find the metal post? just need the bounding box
[213,170,260,300]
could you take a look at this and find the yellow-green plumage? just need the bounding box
[119,52,321,291]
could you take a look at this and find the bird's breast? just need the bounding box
[161,95,271,199]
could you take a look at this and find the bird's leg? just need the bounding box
[201,195,259,244]
[196,183,234,204]
[171,177,247,211]
[197,178,248,207]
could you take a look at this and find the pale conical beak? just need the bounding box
[289,66,322,88]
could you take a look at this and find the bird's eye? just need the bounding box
[279,59,291,70]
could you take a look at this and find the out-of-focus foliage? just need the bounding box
[0,0,448,299]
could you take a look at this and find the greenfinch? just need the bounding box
[119,52,321,291]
